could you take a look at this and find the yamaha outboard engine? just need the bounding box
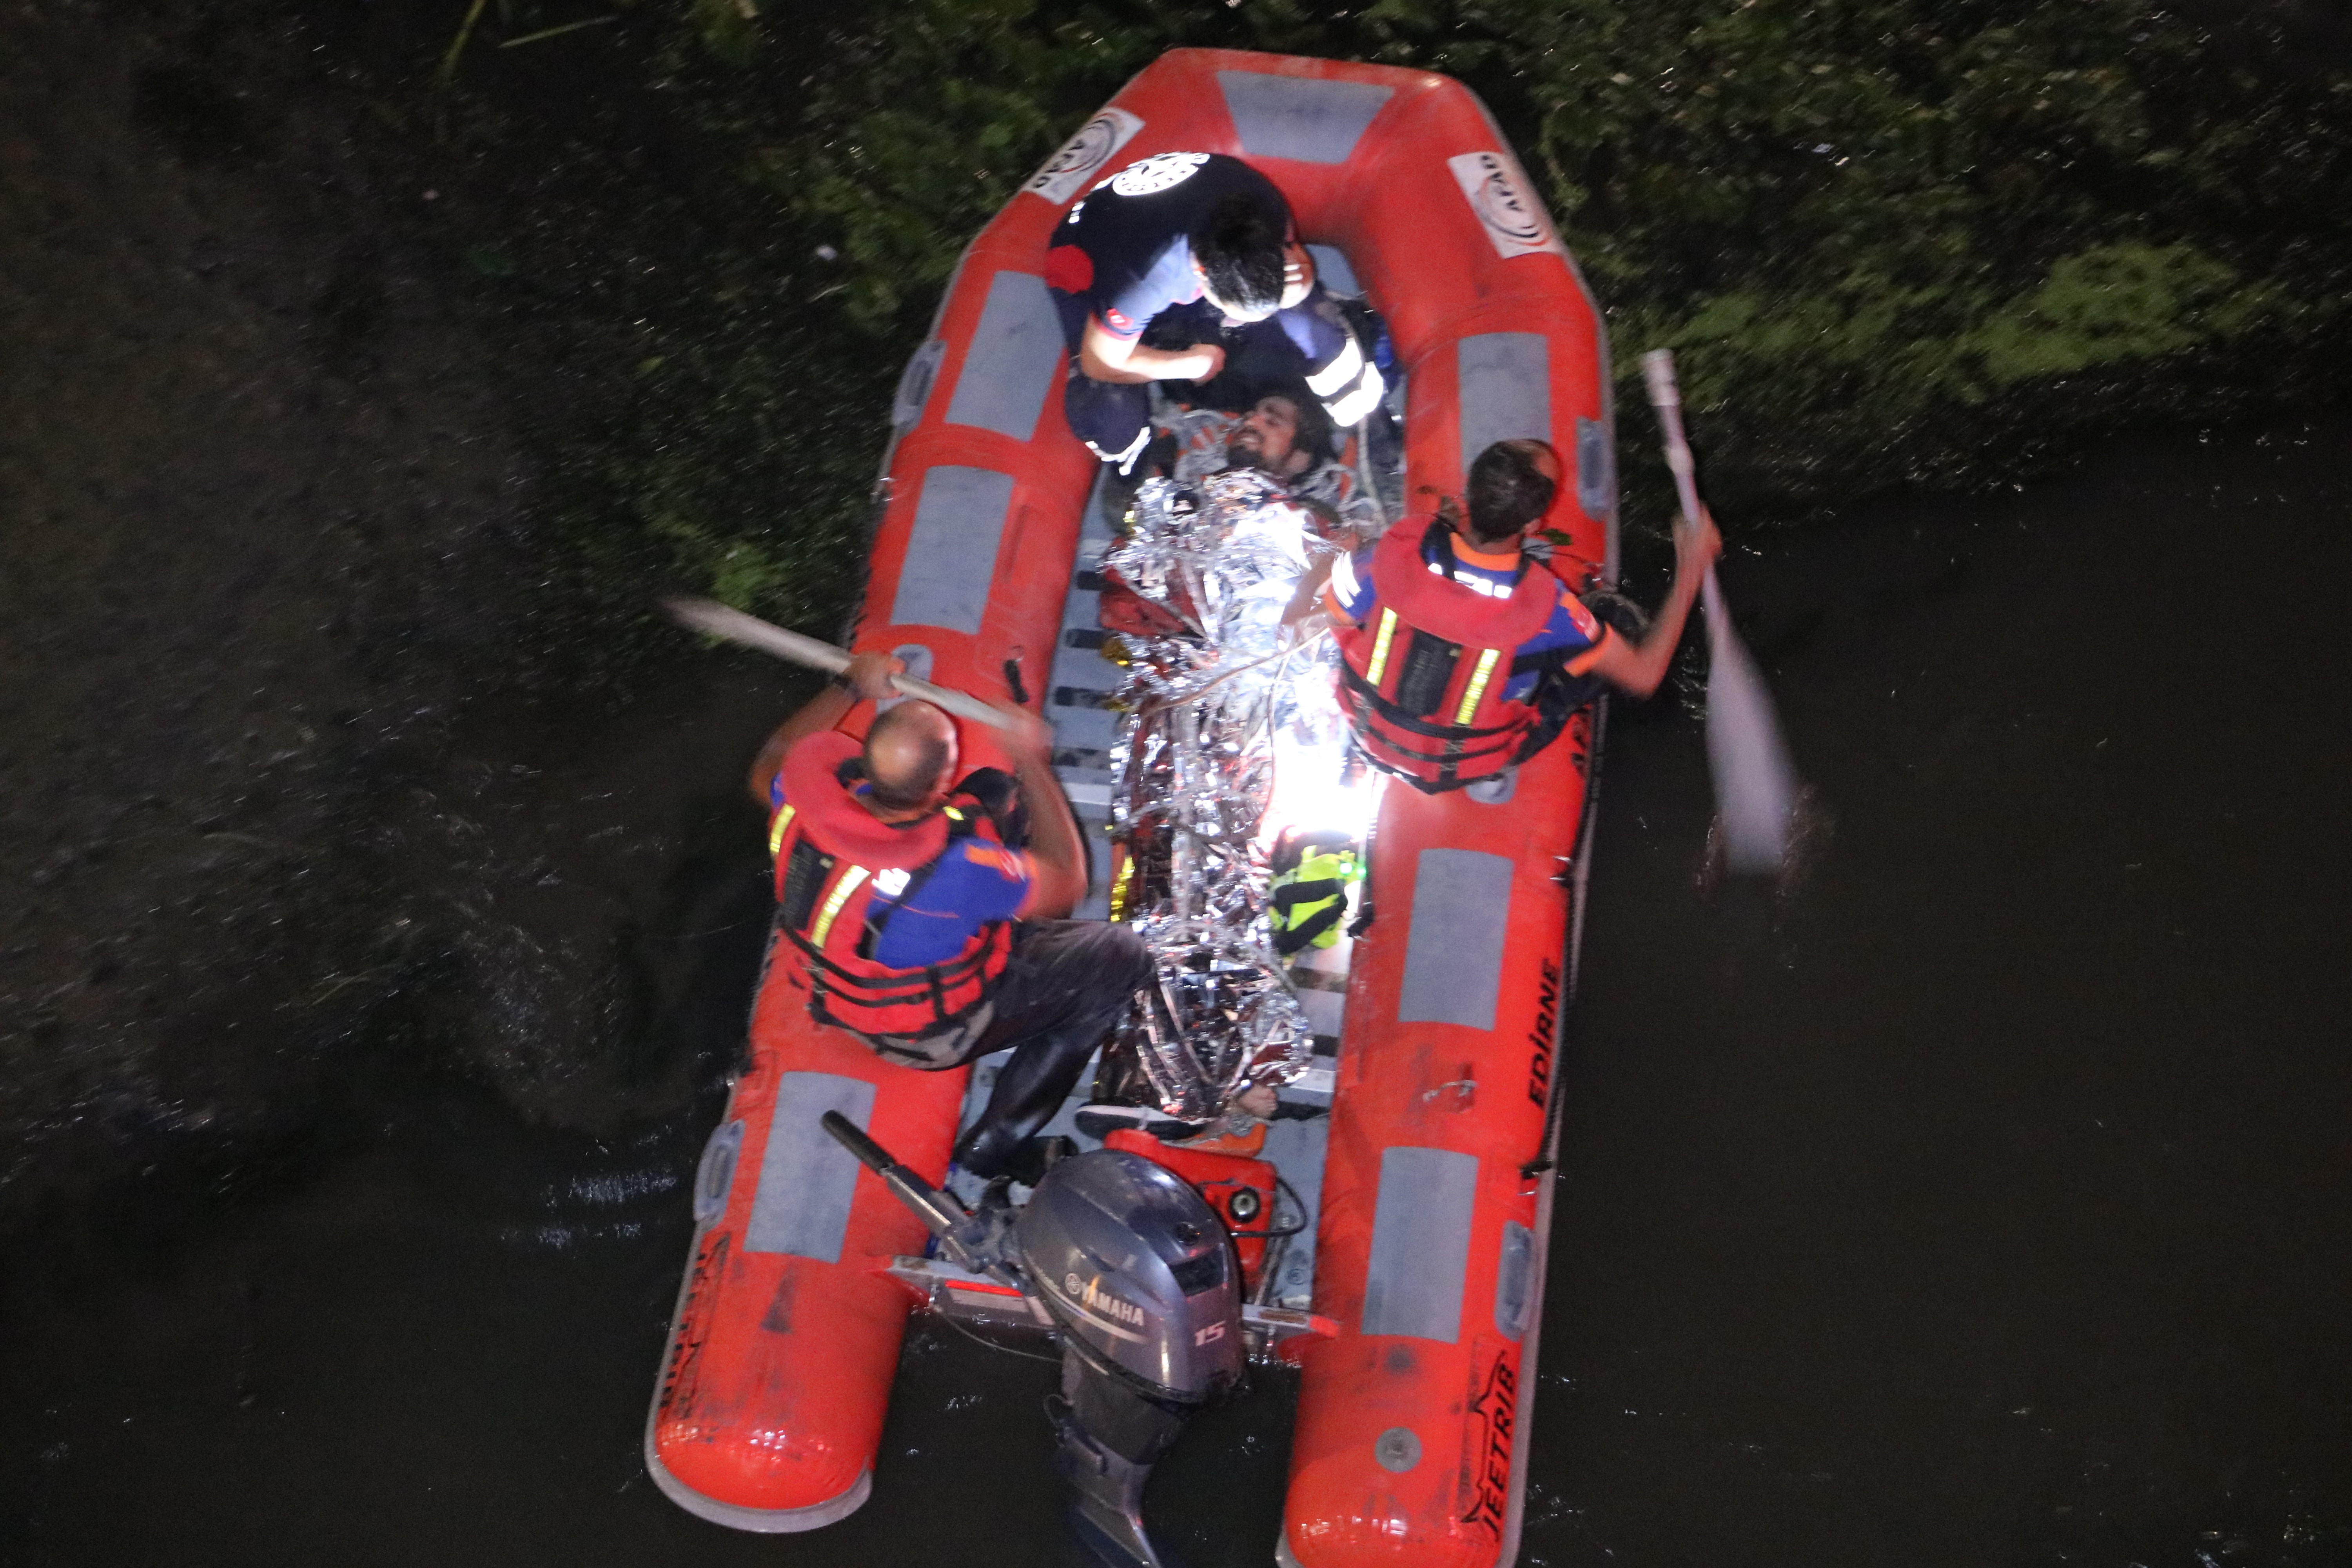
[1020,1150,1245,1568]
[820,1115,1242,1568]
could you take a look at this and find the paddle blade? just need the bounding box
[1700,570,1800,875]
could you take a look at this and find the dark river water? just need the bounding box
[6,410,2347,1567]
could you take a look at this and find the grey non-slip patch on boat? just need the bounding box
[744,1073,877,1262]
[943,271,1063,442]
[1305,243,1358,298]
[1396,848,1512,1030]
[1216,72,1393,165]
[1457,332,1551,484]
[1361,1145,1478,1343]
[891,465,1014,635]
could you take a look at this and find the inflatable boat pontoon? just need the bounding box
[646,48,1618,1568]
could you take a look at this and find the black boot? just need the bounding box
[953,920,1153,1178]
[951,1030,1102,1178]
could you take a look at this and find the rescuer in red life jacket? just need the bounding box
[1318,439,1722,794]
[748,652,1151,1182]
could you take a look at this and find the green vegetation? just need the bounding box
[417,0,2350,620]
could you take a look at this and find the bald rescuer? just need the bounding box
[749,652,1149,1182]
[1319,439,1722,793]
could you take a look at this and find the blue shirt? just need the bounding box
[771,775,1032,967]
[1329,531,1602,702]
[1044,152,1290,342]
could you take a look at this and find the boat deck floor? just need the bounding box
[945,468,1351,1313]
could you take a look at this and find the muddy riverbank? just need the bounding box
[0,0,813,1225]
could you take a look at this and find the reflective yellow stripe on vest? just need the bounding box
[808,864,871,946]
[1108,853,1136,922]
[1364,607,1400,687]
[1452,648,1504,726]
[768,803,798,859]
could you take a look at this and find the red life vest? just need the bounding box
[768,731,1016,1039]
[1333,513,1563,793]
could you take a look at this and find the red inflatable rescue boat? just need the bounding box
[646,47,1619,1567]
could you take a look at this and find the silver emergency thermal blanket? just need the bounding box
[1099,470,1352,1124]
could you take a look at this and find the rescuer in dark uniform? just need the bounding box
[1044,151,1384,471]
[748,652,1149,1181]
[1320,439,1721,793]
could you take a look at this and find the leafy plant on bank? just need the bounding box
[739,0,2350,521]
[415,0,2350,630]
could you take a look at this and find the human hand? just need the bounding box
[1675,505,1722,577]
[991,699,1054,762]
[1279,241,1316,308]
[1183,343,1227,383]
[842,649,905,702]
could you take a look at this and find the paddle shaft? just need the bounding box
[1640,350,1734,634]
[1640,349,1801,874]
[1639,350,1707,543]
[662,597,1016,732]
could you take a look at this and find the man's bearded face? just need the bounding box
[1224,396,1303,476]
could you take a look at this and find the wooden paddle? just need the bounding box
[1639,350,1800,873]
[662,597,1016,732]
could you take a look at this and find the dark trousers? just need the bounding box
[938,919,1151,1178]
[1061,372,1156,469]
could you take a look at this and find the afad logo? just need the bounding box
[1025,107,1145,206]
[1064,1271,1148,1328]
[1445,151,1560,261]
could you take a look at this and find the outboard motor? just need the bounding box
[820,1115,1243,1568]
[1022,1149,1245,1568]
